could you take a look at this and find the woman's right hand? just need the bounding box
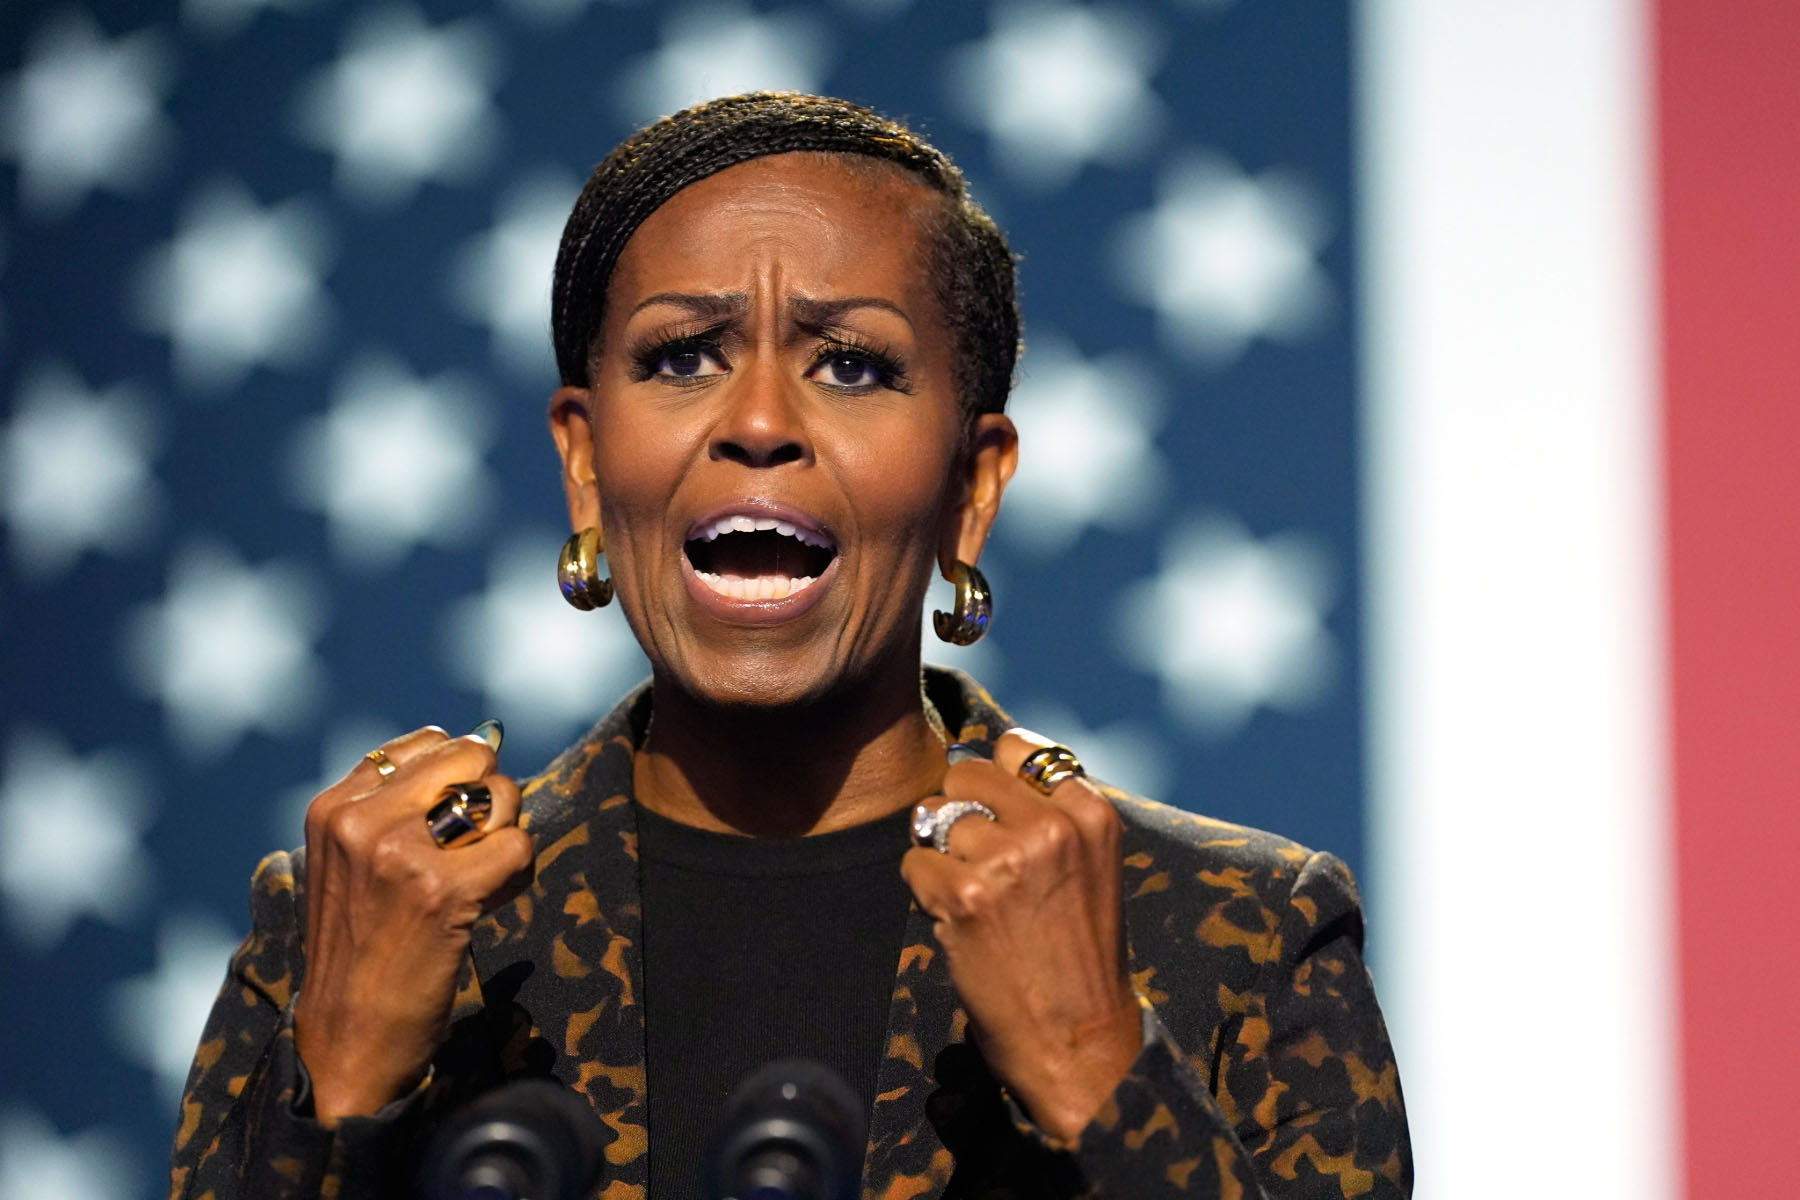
[291,725,534,1123]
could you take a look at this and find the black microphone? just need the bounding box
[419,1078,607,1200]
[705,1059,866,1200]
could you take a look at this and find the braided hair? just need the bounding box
[551,92,1020,417]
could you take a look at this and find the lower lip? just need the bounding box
[679,551,839,625]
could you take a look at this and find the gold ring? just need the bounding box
[364,748,397,779]
[425,782,493,849]
[1017,744,1085,795]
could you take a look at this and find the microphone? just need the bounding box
[418,1078,608,1200]
[705,1059,866,1200]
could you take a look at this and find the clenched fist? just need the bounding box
[902,729,1141,1143]
[292,723,533,1123]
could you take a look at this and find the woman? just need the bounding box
[169,93,1411,1199]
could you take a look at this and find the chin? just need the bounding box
[660,637,914,717]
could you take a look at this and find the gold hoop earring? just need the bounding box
[933,560,991,645]
[557,527,613,610]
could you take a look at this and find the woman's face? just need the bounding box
[550,153,1017,710]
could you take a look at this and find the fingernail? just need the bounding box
[946,742,982,766]
[470,718,504,752]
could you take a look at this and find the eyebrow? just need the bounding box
[628,292,749,319]
[789,295,914,331]
[626,291,913,330]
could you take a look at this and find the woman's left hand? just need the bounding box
[901,729,1143,1144]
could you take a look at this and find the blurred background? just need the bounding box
[1,1,1793,1197]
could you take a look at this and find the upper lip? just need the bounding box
[683,499,837,551]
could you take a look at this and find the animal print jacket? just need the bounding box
[169,668,1412,1199]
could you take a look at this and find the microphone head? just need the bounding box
[420,1078,607,1200]
[705,1059,866,1200]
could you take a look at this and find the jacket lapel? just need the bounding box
[862,898,962,1198]
[463,689,653,1194]
[861,669,1013,1198]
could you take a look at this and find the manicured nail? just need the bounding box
[470,718,504,752]
[946,742,982,765]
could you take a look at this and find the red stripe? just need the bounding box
[1658,2,1800,1191]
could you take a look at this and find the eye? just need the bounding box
[808,352,883,389]
[654,341,727,380]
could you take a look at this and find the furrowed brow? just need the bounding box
[628,292,750,320]
[789,296,914,331]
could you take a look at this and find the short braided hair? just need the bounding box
[551,92,1020,417]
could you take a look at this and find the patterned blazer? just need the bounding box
[169,668,1411,1199]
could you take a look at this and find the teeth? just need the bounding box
[694,513,833,549]
[694,571,818,600]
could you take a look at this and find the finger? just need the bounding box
[307,726,452,843]
[909,794,1008,859]
[990,726,1062,778]
[445,824,537,911]
[900,843,972,922]
[417,771,524,850]
[937,758,1044,824]
[900,844,1018,930]
[320,734,506,856]
[347,725,453,791]
[474,772,522,832]
[366,733,502,817]
[992,726,1104,811]
[942,741,1117,872]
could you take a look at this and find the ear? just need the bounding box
[548,385,602,532]
[938,413,1019,576]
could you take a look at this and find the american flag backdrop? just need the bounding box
[1,2,1795,1198]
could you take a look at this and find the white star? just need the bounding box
[292,8,503,208]
[182,0,323,39]
[0,12,174,220]
[1114,514,1336,736]
[273,716,402,847]
[1,362,162,581]
[1004,700,1173,801]
[0,1110,137,1200]
[285,352,496,569]
[441,530,649,757]
[109,911,244,1106]
[617,2,830,124]
[1002,334,1166,556]
[0,729,153,949]
[447,171,580,380]
[123,541,328,761]
[1111,151,1332,366]
[944,0,1165,191]
[131,179,333,393]
[920,559,1008,690]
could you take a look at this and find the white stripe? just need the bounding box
[1355,2,1676,1195]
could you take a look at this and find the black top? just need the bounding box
[636,802,916,1198]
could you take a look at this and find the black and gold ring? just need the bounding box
[425,782,493,849]
[1016,744,1086,796]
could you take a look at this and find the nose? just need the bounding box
[709,357,810,469]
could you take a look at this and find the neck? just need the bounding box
[633,659,949,837]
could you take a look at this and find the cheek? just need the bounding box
[839,426,963,548]
[588,400,692,555]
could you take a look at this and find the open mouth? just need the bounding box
[684,514,837,601]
